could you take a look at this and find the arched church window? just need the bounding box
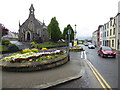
[37,29,39,34]
[39,30,41,37]
[22,28,24,33]
[28,22,33,30]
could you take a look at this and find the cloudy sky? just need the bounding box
[0,0,119,38]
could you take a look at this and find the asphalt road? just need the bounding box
[82,45,118,89]
[52,45,118,89]
[48,51,102,89]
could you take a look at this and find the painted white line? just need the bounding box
[83,51,87,59]
[81,51,83,58]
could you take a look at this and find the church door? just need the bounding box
[27,32,30,41]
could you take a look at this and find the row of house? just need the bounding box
[92,13,120,50]
[2,31,18,40]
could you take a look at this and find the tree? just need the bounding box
[47,17,62,42]
[0,23,9,36]
[63,24,74,42]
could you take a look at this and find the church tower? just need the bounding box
[29,4,35,18]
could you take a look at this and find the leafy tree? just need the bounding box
[47,17,62,42]
[0,23,9,36]
[63,24,74,42]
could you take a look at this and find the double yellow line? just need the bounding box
[85,59,112,90]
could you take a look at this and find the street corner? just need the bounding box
[33,60,85,89]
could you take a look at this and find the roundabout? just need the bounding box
[0,49,69,72]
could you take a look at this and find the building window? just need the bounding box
[112,40,114,47]
[114,18,115,24]
[113,28,115,35]
[105,32,106,37]
[107,31,109,36]
[109,40,111,47]
[107,23,109,28]
[103,40,105,46]
[110,21,112,26]
[107,40,109,46]
[105,40,107,46]
[110,29,112,36]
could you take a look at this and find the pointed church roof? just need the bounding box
[29,4,35,11]
[19,20,21,27]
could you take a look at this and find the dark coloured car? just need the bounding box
[98,46,116,58]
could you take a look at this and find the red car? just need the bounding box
[98,46,116,58]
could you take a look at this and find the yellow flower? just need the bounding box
[47,56,52,59]
[41,48,47,50]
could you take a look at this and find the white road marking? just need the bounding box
[81,51,83,58]
[83,51,87,59]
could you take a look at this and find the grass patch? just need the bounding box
[5,52,21,57]
[37,42,66,48]
[0,45,8,52]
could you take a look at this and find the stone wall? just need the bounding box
[1,54,69,72]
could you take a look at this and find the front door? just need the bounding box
[27,32,30,41]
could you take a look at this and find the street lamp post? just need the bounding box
[74,24,77,40]
[65,35,67,53]
[67,29,71,61]
[73,24,77,46]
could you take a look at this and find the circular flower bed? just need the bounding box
[0,49,69,72]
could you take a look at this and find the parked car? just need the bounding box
[84,43,89,46]
[88,44,95,49]
[98,46,116,58]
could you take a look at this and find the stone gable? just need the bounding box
[18,4,48,42]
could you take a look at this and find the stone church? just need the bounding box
[18,4,49,42]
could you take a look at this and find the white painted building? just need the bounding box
[100,25,103,46]
[116,13,120,51]
[92,30,98,46]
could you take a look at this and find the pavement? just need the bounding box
[2,51,85,89]
[10,41,31,50]
[117,50,120,56]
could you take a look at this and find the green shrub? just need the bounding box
[22,48,32,53]
[8,44,19,52]
[31,48,38,52]
[2,39,10,46]
[30,42,35,47]
[0,45,8,51]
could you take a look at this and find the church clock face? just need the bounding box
[28,22,34,30]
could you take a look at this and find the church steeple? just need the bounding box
[19,20,21,28]
[29,4,35,17]
[43,20,45,25]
